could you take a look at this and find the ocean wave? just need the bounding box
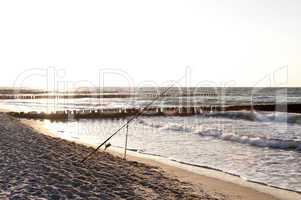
[206,111,301,124]
[137,119,192,132]
[137,119,164,128]
[161,124,192,132]
[196,129,301,152]
[137,115,301,151]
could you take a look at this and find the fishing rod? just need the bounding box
[80,84,176,163]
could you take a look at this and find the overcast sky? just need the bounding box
[0,0,300,88]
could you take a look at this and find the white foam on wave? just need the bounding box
[208,111,301,124]
[195,129,301,151]
[137,119,192,132]
[160,123,192,132]
[137,114,301,152]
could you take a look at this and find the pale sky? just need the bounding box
[0,0,300,88]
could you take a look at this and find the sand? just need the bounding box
[0,113,217,199]
[1,113,300,200]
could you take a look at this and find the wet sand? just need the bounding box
[109,148,301,200]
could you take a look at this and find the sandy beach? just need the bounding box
[0,113,207,199]
[0,113,300,200]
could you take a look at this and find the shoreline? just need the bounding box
[109,147,301,200]
[22,118,301,200]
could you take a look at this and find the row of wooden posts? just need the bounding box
[0,92,218,100]
[8,103,300,120]
[8,106,219,120]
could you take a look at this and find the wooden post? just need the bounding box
[124,123,129,160]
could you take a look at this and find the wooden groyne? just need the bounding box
[0,94,133,99]
[0,92,218,100]
[7,104,301,121]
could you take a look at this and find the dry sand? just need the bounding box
[1,113,300,199]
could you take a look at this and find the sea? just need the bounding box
[1,87,301,192]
